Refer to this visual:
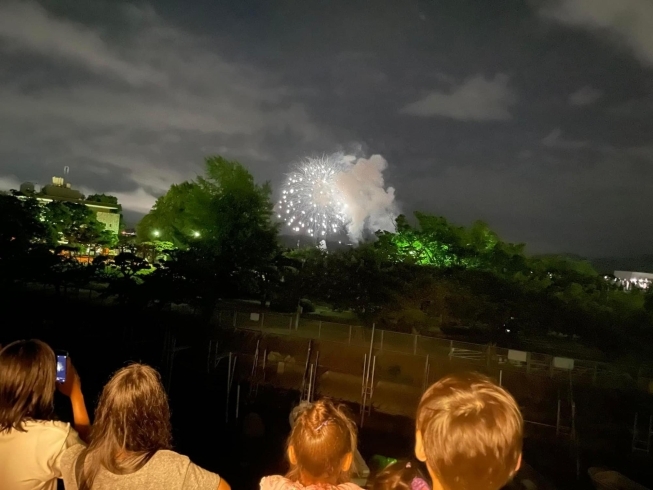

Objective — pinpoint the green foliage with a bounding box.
[45,201,114,249]
[93,253,151,305]
[0,194,52,249]
[137,240,176,263]
[117,233,137,254]
[4,159,650,358]
[139,156,280,314]
[86,193,119,205]
[138,156,278,254]
[0,194,54,284]
[137,182,203,247]
[286,211,651,356]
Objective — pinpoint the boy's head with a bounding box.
[415,373,523,490]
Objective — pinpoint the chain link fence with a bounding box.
[220,308,652,394]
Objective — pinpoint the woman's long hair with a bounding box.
[78,364,172,490]
[0,340,56,433]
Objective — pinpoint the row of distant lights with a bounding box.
[151,230,200,238]
[604,275,652,290]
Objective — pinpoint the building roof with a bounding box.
[614,270,653,281]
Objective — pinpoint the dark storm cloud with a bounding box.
[1,0,653,256]
[0,0,332,213]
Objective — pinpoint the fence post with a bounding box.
[232,311,237,330]
[226,352,232,423]
[413,334,418,355]
[348,325,352,345]
[207,340,212,374]
[368,324,375,372]
[361,354,368,399]
[318,321,322,338]
[422,355,430,393]
[236,384,241,419]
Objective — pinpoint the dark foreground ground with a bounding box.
[2,289,652,490]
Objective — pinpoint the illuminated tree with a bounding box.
[140,156,280,313]
[45,201,114,250]
[136,182,203,247]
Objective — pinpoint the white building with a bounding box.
[613,271,653,290]
[19,177,121,236]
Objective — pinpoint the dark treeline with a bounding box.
[2,156,652,360]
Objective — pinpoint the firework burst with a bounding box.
[277,155,350,238]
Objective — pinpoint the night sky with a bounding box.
[1,0,652,257]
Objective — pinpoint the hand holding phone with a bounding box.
[56,352,68,383]
[56,356,81,399]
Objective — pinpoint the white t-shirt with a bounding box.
[61,446,222,490]
[0,420,84,490]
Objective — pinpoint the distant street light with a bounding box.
[152,230,160,238]
[193,231,200,238]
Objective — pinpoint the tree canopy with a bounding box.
[45,201,116,249]
[138,156,280,310]
[0,194,53,284]
[86,193,119,205]
[2,155,651,359]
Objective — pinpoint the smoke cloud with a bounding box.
[334,153,397,242]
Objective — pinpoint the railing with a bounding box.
[218,308,653,393]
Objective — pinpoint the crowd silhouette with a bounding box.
[0,340,523,490]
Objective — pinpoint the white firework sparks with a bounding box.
[277,155,350,238]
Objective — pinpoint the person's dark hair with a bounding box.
[286,398,357,485]
[78,363,172,490]
[0,340,56,433]
[367,460,428,490]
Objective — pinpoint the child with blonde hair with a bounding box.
[260,398,362,490]
[415,373,523,490]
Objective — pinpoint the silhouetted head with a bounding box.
[0,340,56,432]
[367,460,429,490]
[415,373,523,490]
[78,363,172,490]
[286,398,357,485]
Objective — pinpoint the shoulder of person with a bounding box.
[26,420,77,448]
[60,442,85,487]
[260,475,301,490]
[337,484,366,490]
[24,419,72,435]
[61,441,85,468]
[151,449,191,465]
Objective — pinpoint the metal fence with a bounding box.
[202,308,653,464]
[220,309,653,393]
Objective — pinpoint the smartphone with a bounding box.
[56,352,68,383]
